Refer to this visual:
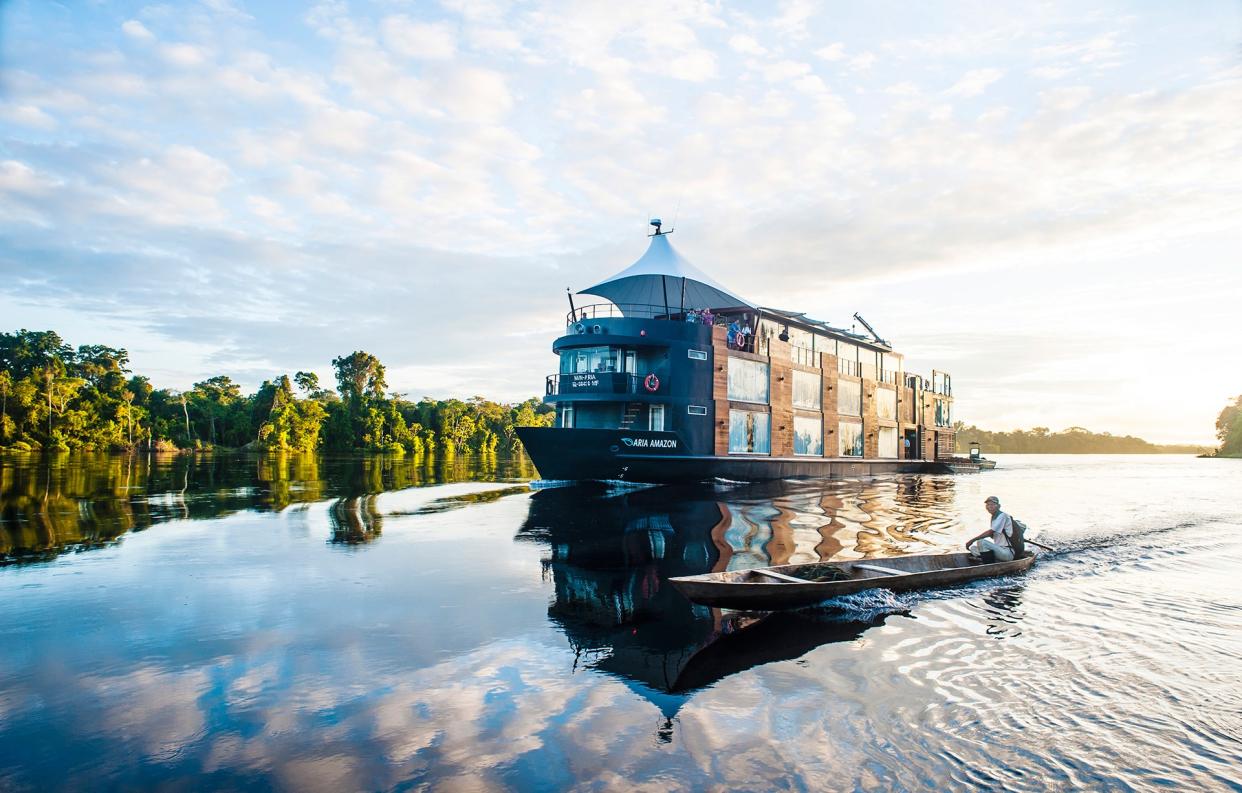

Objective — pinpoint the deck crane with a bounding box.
[852,313,889,347]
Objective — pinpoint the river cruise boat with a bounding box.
[516,222,959,483]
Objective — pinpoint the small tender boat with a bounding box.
[669,551,1036,610]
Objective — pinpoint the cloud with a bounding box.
[728,34,765,56]
[758,60,812,83]
[121,20,155,41]
[0,104,57,130]
[160,42,211,67]
[946,68,1003,97]
[381,16,457,60]
[815,42,845,61]
[847,52,876,71]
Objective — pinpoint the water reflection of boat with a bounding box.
[669,551,1038,610]
[670,611,886,693]
[515,484,901,706]
[517,484,728,707]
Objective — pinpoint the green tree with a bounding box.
[1216,395,1242,457]
[294,370,320,396]
[332,352,386,403]
[189,375,242,446]
[0,370,12,442]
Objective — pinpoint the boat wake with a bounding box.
[807,588,912,621]
[803,518,1224,621]
[527,479,577,490]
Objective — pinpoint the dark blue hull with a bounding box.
[516,427,951,484]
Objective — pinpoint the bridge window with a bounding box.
[560,346,621,374]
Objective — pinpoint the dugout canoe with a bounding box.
[668,551,1037,610]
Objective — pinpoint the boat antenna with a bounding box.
[852,312,888,346]
[649,217,667,237]
[670,194,682,234]
[567,287,577,320]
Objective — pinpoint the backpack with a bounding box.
[1008,515,1027,557]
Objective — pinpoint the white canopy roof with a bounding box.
[578,233,753,312]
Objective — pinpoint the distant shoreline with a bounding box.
[954,424,1210,456]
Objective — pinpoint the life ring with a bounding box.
[573,322,586,334]
[643,373,660,392]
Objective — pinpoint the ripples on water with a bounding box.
[0,452,1239,791]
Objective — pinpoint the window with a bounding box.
[649,404,665,431]
[860,348,878,381]
[876,387,896,420]
[881,353,901,376]
[839,420,863,457]
[727,358,769,404]
[837,378,862,416]
[625,350,636,373]
[935,399,952,427]
[792,345,817,367]
[687,405,708,416]
[559,403,574,428]
[878,426,898,458]
[794,415,823,456]
[687,349,708,361]
[560,346,621,374]
[793,370,821,409]
[836,342,860,377]
[816,334,837,358]
[729,409,771,454]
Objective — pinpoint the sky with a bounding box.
[1,0,1240,444]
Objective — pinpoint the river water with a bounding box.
[0,452,1238,791]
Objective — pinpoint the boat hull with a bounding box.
[669,552,1037,610]
[516,427,957,483]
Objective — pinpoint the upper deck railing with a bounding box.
[567,303,721,325]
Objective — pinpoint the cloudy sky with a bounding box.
[2,0,1240,443]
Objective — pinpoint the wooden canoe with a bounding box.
[668,551,1036,610]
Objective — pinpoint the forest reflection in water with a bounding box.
[0,450,538,562]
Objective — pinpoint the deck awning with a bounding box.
[578,233,753,311]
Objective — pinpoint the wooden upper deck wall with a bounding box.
[710,325,955,459]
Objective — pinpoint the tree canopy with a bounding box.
[0,328,553,454]
[1212,395,1242,457]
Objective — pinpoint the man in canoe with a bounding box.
[965,496,1015,562]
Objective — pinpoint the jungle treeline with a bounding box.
[0,329,554,454]
[1208,394,1242,457]
[953,423,1208,454]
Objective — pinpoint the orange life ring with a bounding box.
[643,373,660,392]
